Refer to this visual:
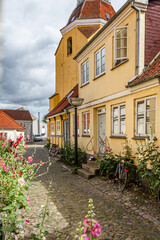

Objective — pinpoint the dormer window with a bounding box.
[67,37,72,55]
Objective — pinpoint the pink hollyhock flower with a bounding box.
[84,218,91,233]
[79,234,89,240]
[19,156,23,160]
[28,156,33,164]
[25,220,30,224]
[90,221,101,238]
[43,237,46,240]
[27,199,30,203]
[40,161,44,166]
[35,164,37,168]
[18,177,25,186]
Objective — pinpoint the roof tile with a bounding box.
[129,52,160,86]
[45,85,78,119]
[0,112,25,131]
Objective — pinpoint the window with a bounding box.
[95,46,105,77]
[136,97,156,135]
[114,26,128,66]
[83,112,90,135]
[112,104,126,135]
[56,120,61,135]
[82,60,89,85]
[51,121,55,136]
[73,114,79,135]
[67,37,72,55]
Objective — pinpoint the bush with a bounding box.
[136,136,160,195]
[60,144,87,166]
[96,140,118,179]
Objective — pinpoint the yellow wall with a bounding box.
[55,25,103,103]
[70,85,160,161]
[78,9,138,104]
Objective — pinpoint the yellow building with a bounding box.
[45,0,115,147]
[71,0,160,156]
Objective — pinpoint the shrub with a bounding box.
[136,136,160,195]
[60,144,87,166]
[96,140,118,179]
[0,133,51,239]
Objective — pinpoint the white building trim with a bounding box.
[60,18,107,36]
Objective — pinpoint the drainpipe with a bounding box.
[131,0,141,76]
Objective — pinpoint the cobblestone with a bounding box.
[23,146,160,240]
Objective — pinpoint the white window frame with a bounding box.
[95,46,105,78]
[51,121,55,136]
[82,60,89,86]
[82,112,90,136]
[112,104,126,136]
[114,26,128,66]
[135,96,156,136]
[56,120,61,135]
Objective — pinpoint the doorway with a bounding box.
[97,108,106,154]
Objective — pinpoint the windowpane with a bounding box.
[101,64,105,73]
[101,48,105,57]
[82,60,89,85]
[146,98,155,110]
[146,123,155,135]
[95,47,105,76]
[115,27,127,65]
[113,105,125,135]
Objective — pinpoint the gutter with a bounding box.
[131,0,141,76]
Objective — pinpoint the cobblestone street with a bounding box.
[23,145,160,240]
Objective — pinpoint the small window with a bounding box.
[83,112,90,136]
[106,13,110,20]
[67,37,72,55]
[114,26,128,66]
[51,121,55,136]
[112,104,126,135]
[56,120,61,135]
[73,114,79,135]
[95,46,105,77]
[136,97,156,136]
[82,60,89,85]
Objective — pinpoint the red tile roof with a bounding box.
[128,52,160,87]
[68,0,115,25]
[78,26,100,38]
[0,109,32,121]
[0,111,25,131]
[45,85,78,119]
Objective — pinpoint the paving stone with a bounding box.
[21,146,160,240]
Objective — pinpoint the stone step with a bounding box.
[87,159,99,168]
[82,164,99,175]
[77,169,95,179]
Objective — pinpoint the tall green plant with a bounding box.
[136,136,160,195]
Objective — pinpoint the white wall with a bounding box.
[0,130,25,142]
[32,119,47,137]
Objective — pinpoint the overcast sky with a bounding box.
[0,0,126,119]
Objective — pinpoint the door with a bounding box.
[97,108,106,154]
[64,119,70,144]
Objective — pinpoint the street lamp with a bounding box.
[69,97,84,166]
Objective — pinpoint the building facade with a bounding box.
[46,0,160,158]
[46,0,115,147]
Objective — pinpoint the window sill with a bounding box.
[93,72,106,81]
[111,59,129,71]
[109,135,126,139]
[72,135,80,137]
[132,136,157,141]
[80,82,89,88]
[81,135,90,137]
